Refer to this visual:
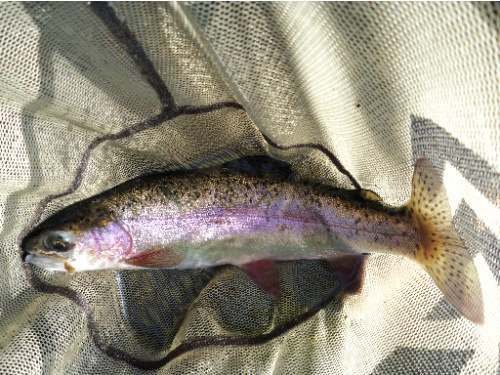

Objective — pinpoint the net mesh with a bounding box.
[0,2,499,374]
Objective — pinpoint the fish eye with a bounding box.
[42,231,75,252]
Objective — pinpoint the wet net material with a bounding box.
[1,2,499,374]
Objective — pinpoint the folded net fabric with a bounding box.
[0,2,498,374]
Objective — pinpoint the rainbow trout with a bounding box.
[22,156,483,323]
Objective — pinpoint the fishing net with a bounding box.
[1,2,499,374]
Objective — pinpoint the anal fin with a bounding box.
[327,254,366,294]
[240,259,280,297]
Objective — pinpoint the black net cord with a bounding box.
[17,2,366,370]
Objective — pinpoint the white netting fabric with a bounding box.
[0,2,499,374]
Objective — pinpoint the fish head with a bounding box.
[22,199,133,273]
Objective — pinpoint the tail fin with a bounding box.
[407,158,484,324]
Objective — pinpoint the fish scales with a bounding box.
[22,156,484,323]
[76,168,416,265]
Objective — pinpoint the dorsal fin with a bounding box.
[220,156,296,181]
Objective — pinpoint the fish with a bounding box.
[22,156,484,323]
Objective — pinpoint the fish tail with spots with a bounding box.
[22,155,484,324]
[407,158,483,324]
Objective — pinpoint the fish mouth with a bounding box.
[24,254,67,272]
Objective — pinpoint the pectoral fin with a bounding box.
[240,259,280,297]
[124,248,185,268]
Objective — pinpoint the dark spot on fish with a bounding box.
[354,218,361,225]
[365,213,369,219]
[374,235,378,242]
[394,218,401,224]
[433,247,437,251]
